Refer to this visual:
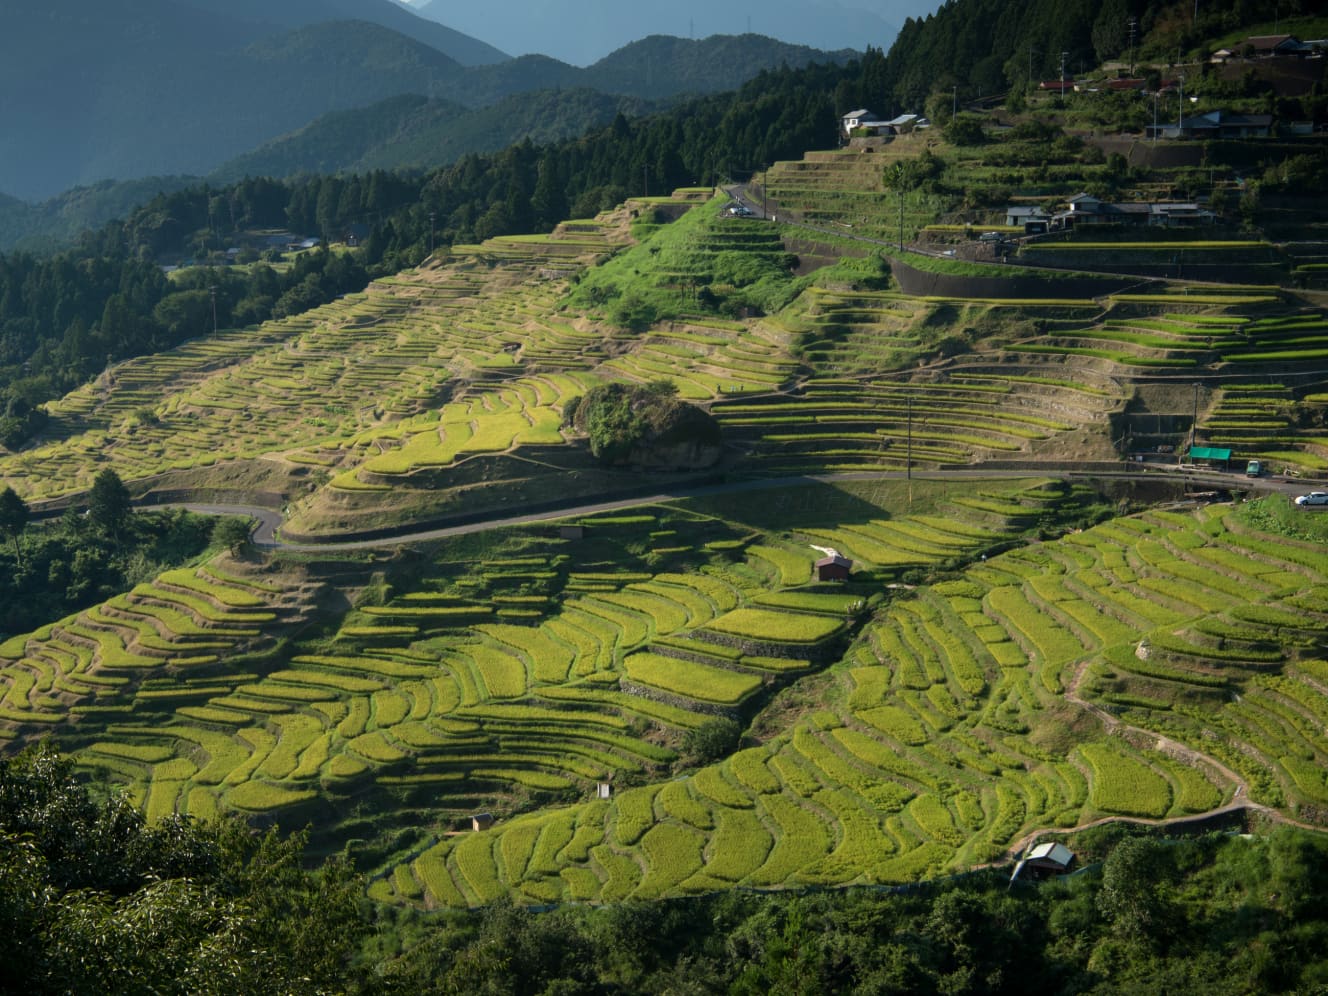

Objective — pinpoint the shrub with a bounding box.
[568,380,720,465]
[682,718,743,764]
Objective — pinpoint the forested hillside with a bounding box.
[208,90,660,186]
[870,0,1323,109]
[0,59,848,442]
[1,2,845,201]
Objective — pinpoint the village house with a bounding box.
[1146,109,1273,141]
[1051,193,1218,229]
[1244,34,1315,58]
[840,109,890,140]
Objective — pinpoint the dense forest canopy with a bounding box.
[860,0,1322,111]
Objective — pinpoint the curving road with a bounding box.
[166,464,1313,552]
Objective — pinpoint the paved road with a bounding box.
[163,464,1312,552]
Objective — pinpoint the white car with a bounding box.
[1295,492,1328,506]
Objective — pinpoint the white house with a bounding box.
[841,108,891,139]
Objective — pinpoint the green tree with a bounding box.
[0,485,28,564]
[0,745,371,994]
[1097,835,1167,939]
[87,469,132,537]
[682,717,743,765]
[943,113,987,146]
[211,516,252,555]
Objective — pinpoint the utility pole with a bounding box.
[210,286,218,335]
[898,186,904,250]
[1059,51,1068,106]
[1191,382,1201,457]
[1178,74,1185,133]
[1128,16,1138,75]
[906,394,913,480]
[1152,91,1159,142]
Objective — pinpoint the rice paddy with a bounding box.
[4,168,1328,917]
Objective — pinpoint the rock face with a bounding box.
[629,437,723,471]
[630,401,723,469]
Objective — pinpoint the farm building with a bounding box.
[1011,841,1075,881]
[840,109,891,139]
[1053,193,1218,228]
[1005,206,1052,231]
[1188,445,1232,470]
[1145,110,1273,141]
[885,112,927,132]
[1243,34,1315,58]
[471,813,495,831]
[816,554,853,582]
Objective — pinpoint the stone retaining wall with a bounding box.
[888,257,1134,300]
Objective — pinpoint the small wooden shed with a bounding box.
[1011,841,1074,882]
[815,554,852,582]
[596,782,612,799]
[471,812,495,831]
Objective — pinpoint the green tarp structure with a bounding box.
[1189,446,1232,465]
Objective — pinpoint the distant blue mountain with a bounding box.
[0,0,505,200]
[177,0,510,65]
[411,0,925,65]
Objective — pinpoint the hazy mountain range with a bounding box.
[408,0,930,66]
[1,0,882,203]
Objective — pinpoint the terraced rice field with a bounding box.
[363,493,1328,907]
[714,373,1119,473]
[0,480,1108,892]
[759,147,937,243]
[8,173,1328,915]
[0,216,630,501]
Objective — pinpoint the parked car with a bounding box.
[1294,492,1328,506]
[978,231,1002,242]
[725,204,753,217]
[1245,459,1263,477]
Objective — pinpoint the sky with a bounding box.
[403,0,946,66]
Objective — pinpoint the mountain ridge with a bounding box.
[1,18,852,204]
[413,0,909,65]
[0,0,500,199]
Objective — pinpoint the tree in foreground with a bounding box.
[0,745,371,995]
[0,485,28,563]
[87,468,132,537]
